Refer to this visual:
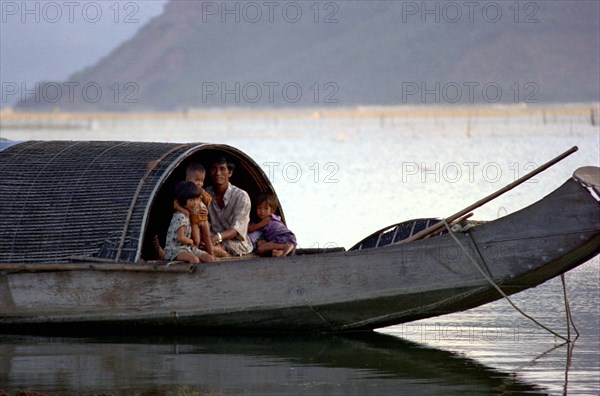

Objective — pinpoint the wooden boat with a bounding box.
[0,141,599,334]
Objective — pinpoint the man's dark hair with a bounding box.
[174,180,200,206]
[211,155,235,172]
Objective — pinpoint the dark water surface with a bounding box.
[0,332,551,396]
[1,261,598,395]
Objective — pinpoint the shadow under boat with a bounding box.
[0,332,548,395]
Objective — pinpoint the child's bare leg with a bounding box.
[212,244,228,257]
[197,251,216,263]
[199,221,214,255]
[257,241,294,256]
[152,235,165,260]
[191,224,201,247]
[272,244,294,257]
[175,251,200,264]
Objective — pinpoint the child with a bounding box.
[164,181,216,263]
[248,193,297,257]
[174,162,227,258]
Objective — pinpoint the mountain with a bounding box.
[16,0,600,111]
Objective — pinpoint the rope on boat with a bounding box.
[308,305,336,331]
[561,274,580,339]
[441,219,571,342]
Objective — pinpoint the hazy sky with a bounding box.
[0,0,168,105]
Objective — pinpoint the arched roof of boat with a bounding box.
[0,140,279,264]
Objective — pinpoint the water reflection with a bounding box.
[0,332,547,395]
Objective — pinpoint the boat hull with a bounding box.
[1,178,599,334]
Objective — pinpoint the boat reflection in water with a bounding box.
[0,332,547,395]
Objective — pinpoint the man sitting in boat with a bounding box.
[206,156,254,256]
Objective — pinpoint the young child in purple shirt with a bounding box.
[248,194,297,256]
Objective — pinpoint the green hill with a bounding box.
[17,0,600,111]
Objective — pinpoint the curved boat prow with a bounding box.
[573,166,600,196]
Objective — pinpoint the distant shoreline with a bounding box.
[1,103,598,122]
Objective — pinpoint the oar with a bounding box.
[401,146,579,244]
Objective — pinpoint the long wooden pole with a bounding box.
[402,146,579,244]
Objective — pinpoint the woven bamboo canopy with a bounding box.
[0,140,278,264]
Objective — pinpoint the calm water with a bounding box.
[1,113,599,395]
